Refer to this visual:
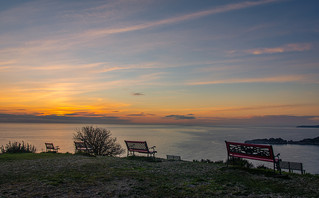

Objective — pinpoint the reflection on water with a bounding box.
[0,123,319,174]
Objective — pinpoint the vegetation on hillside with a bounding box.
[0,153,318,197]
[0,141,36,154]
[73,126,124,156]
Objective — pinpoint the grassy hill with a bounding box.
[0,153,318,197]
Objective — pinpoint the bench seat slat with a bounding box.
[127,149,155,153]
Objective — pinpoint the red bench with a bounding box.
[225,141,280,172]
[125,140,157,157]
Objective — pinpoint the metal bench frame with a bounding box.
[45,143,59,153]
[280,161,305,174]
[125,140,157,157]
[225,141,281,172]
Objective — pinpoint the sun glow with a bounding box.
[0,0,318,125]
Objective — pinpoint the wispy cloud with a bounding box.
[212,104,312,113]
[132,92,144,96]
[188,74,318,85]
[1,0,318,125]
[0,62,104,72]
[83,0,278,37]
[245,43,312,55]
[92,62,159,74]
[127,112,145,117]
[0,113,130,124]
[0,0,280,65]
[165,114,196,120]
[0,60,16,66]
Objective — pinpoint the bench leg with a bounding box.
[275,161,281,174]
[226,156,229,167]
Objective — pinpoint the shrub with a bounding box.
[257,164,270,170]
[227,157,254,168]
[214,160,225,164]
[73,126,124,156]
[1,141,36,154]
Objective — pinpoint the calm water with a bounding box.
[1,123,319,174]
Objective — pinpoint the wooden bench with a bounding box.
[45,143,59,153]
[225,141,281,172]
[74,141,93,154]
[124,140,157,157]
[280,161,305,174]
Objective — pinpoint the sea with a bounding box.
[1,123,319,174]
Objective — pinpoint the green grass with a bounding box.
[0,152,72,161]
[0,153,318,197]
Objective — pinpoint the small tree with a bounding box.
[73,126,124,156]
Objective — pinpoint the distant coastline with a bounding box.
[245,137,319,146]
[297,125,319,128]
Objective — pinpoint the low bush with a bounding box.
[227,157,254,168]
[257,164,270,170]
[0,141,36,154]
[126,155,160,162]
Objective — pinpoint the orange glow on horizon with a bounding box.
[1,1,318,125]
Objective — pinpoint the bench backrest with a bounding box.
[74,141,89,149]
[225,141,276,162]
[45,143,54,149]
[280,161,304,172]
[125,140,149,153]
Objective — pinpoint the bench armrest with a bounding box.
[275,153,280,160]
[149,146,156,151]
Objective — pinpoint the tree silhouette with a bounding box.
[73,126,124,156]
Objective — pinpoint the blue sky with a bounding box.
[0,0,319,125]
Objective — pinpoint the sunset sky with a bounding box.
[1,0,319,125]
